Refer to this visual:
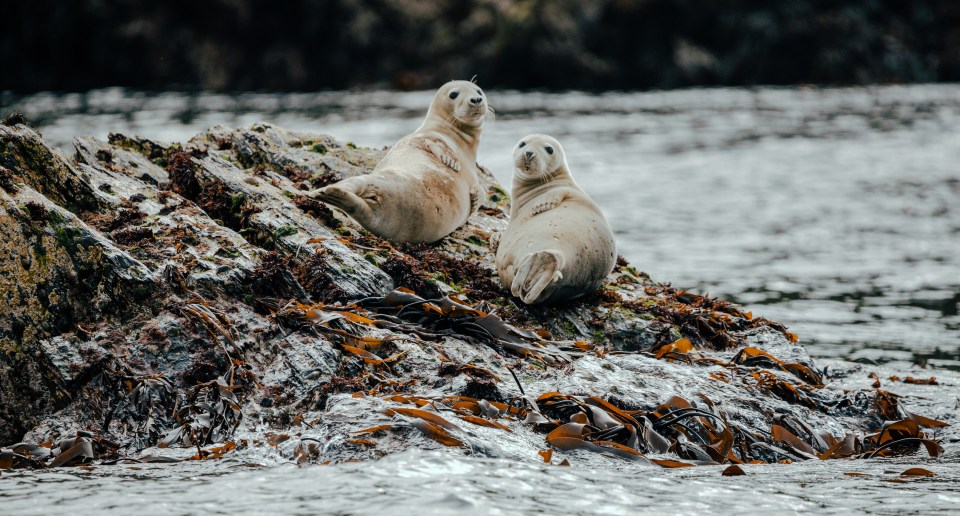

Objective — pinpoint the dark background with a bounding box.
[4,0,960,93]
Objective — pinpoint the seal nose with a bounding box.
[470,96,483,105]
[525,151,534,159]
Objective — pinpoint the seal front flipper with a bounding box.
[422,138,461,172]
[442,155,461,172]
[530,191,569,216]
[511,250,565,305]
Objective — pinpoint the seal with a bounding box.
[311,80,490,243]
[495,134,616,305]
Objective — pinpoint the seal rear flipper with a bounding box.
[511,250,565,305]
[314,184,376,226]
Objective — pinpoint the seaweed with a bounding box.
[355,289,582,362]
[293,248,350,303]
[201,185,260,231]
[100,361,178,449]
[365,387,945,468]
[278,164,340,190]
[363,240,501,301]
[250,251,308,300]
[293,194,340,228]
[87,207,147,232]
[180,347,225,386]
[395,242,501,301]
[459,378,504,402]
[160,374,246,448]
[595,283,799,351]
[166,149,207,200]
[111,226,154,245]
[378,254,440,298]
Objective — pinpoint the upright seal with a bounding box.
[312,80,490,243]
[496,134,616,304]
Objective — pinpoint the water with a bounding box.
[2,446,959,515]
[3,85,959,514]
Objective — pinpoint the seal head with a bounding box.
[423,80,490,136]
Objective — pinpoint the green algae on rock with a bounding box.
[0,121,951,471]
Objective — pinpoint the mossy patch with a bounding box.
[95,149,114,163]
[1,126,102,214]
[273,225,298,239]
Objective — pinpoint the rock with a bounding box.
[1,123,952,469]
[1,124,105,214]
[0,135,155,440]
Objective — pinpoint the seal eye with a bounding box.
[545,146,554,155]
[449,91,459,100]
[518,141,526,148]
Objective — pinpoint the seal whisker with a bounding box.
[538,167,552,183]
[445,112,464,131]
[448,110,463,130]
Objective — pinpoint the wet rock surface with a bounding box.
[0,121,953,471]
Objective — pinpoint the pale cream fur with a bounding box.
[496,134,616,304]
[312,80,489,243]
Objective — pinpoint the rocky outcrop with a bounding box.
[0,121,951,470]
